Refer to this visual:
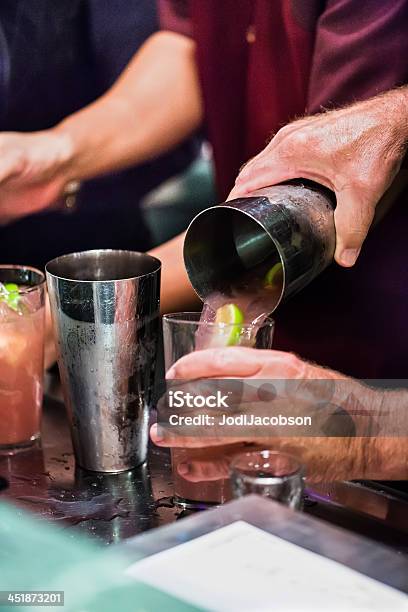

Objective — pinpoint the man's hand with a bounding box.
[165,346,328,381]
[0,130,74,224]
[229,88,408,267]
[150,347,408,482]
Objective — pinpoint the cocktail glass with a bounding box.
[162,312,274,508]
[0,265,45,454]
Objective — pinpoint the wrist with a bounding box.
[390,87,408,139]
[327,376,383,437]
[375,87,408,149]
[50,123,76,184]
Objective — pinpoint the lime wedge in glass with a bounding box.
[0,282,21,312]
[215,303,244,346]
[264,262,283,289]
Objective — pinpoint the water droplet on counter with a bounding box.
[154,496,175,510]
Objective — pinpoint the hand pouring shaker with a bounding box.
[183,181,336,313]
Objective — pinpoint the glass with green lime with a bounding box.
[0,265,45,453]
[162,309,274,508]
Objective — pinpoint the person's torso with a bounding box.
[0,0,196,266]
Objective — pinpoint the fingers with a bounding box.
[333,185,376,267]
[150,423,243,448]
[166,347,265,379]
[232,158,376,267]
[228,148,294,200]
[228,118,331,200]
[231,149,375,268]
[167,348,309,381]
[177,458,231,482]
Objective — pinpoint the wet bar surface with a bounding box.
[1,394,407,552]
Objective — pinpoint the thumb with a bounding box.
[334,186,375,267]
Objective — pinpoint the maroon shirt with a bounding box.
[161,0,408,378]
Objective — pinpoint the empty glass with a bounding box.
[230,450,304,509]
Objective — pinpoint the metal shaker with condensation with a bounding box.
[183,181,336,313]
[46,250,161,473]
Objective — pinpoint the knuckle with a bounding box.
[289,129,310,148]
[270,129,285,147]
[273,123,295,142]
[285,352,306,377]
[243,156,267,175]
[274,130,311,164]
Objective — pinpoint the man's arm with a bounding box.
[0,31,203,223]
[230,87,408,267]
[231,0,408,267]
[149,232,200,313]
[151,347,408,482]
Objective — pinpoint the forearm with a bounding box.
[149,232,201,313]
[329,380,408,480]
[265,369,408,481]
[361,86,408,158]
[54,31,203,181]
[367,387,408,479]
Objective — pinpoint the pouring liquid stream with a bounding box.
[196,261,283,349]
[172,262,282,506]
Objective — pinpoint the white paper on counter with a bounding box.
[126,520,408,611]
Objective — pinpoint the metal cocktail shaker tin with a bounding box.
[184,181,336,313]
[46,250,161,473]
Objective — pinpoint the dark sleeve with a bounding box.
[87,0,159,91]
[158,0,193,37]
[307,0,408,112]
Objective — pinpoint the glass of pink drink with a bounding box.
[0,266,45,454]
[162,311,274,508]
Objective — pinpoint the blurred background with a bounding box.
[0,0,215,267]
